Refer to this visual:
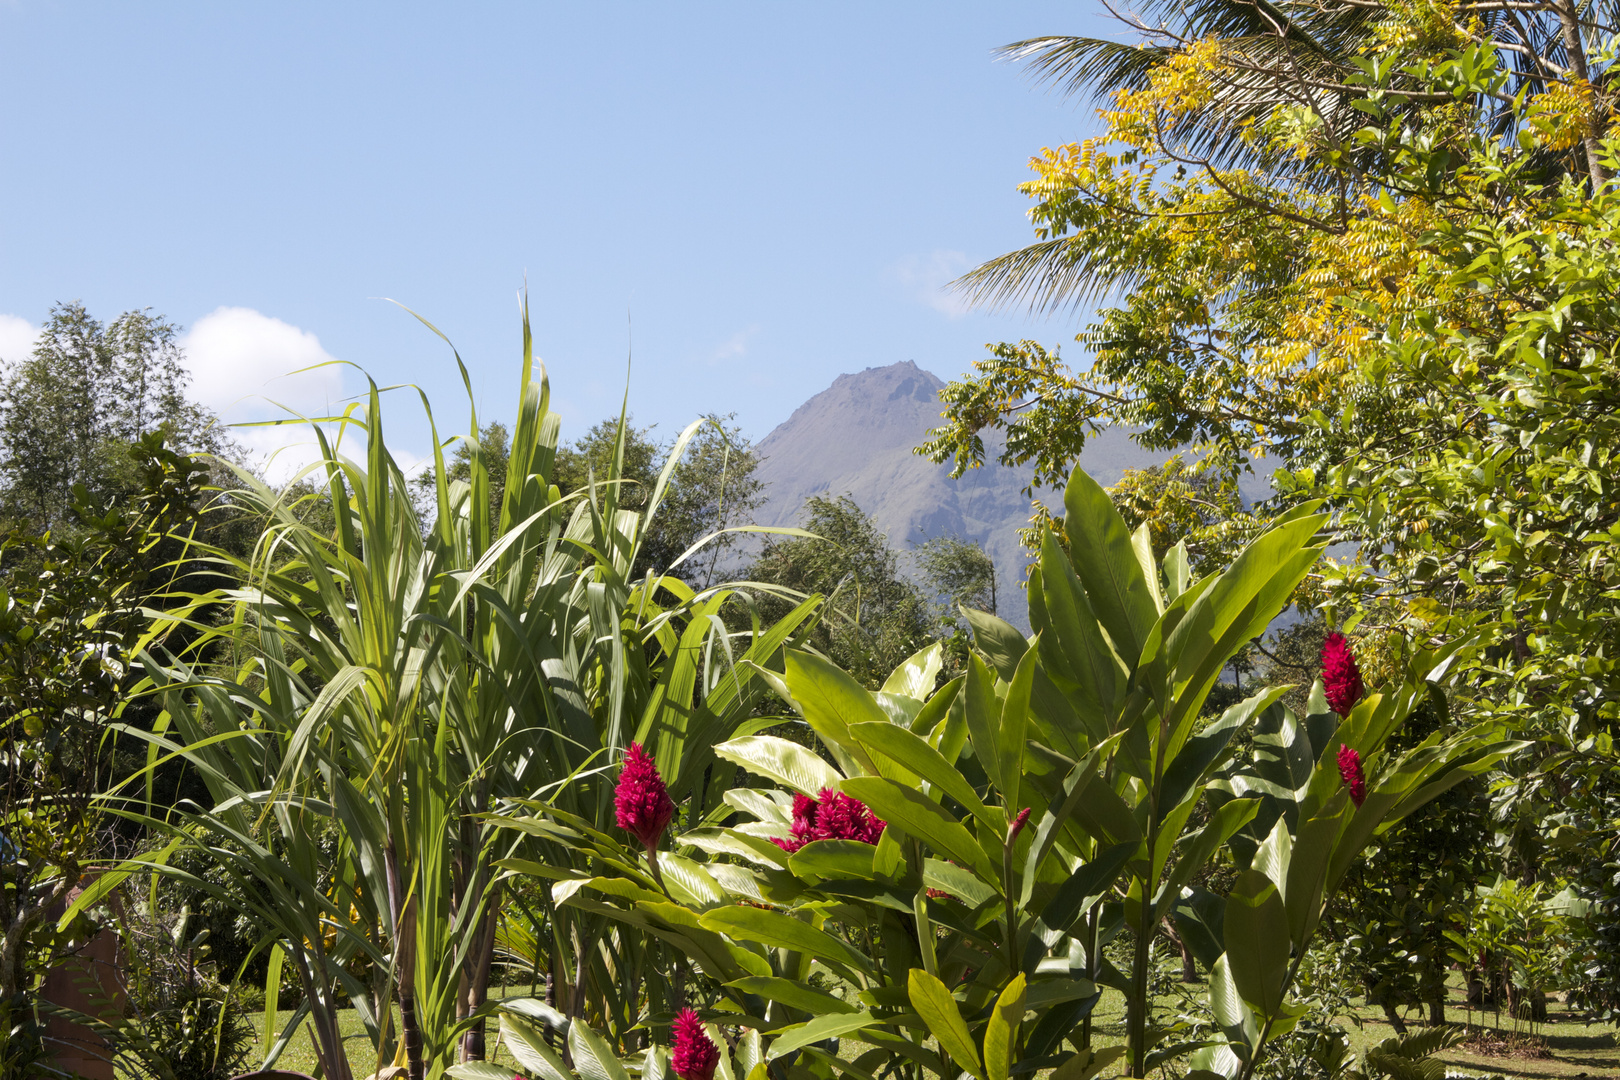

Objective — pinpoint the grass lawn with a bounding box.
[234,981,1619,1080]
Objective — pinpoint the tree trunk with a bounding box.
[1552,0,1607,192]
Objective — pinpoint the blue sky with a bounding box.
[0,3,1115,476]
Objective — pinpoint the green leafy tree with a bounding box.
[748,494,936,688]
[554,413,764,586]
[922,20,1620,998]
[916,534,999,673]
[0,303,228,529]
[915,535,998,617]
[0,435,207,1037]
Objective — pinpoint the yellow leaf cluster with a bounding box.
[1101,39,1224,150]
[1370,0,1469,54]
[1528,80,1596,150]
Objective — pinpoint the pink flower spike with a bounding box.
[1321,633,1366,717]
[1008,807,1032,843]
[811,788,887,845]
[773,788,887,852]
[615,743,675,852]
[671,1008,720,1080]
[1337,745,1367,808]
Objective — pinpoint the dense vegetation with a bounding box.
[1,4,1618,1079]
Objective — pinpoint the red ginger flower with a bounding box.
[771,788,886,854]
[1007,807,1032,843]
[615,743,675,851]
[671,1008,720,1080]
[1321,633,1365,717]
[1337,745,1367,808]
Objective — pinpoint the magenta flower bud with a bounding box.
[1007,807,1032,843]
[615,742,675,851]
[1337,745,1367,808]
[671,1008,720,1080]
[1321,632,1365,717]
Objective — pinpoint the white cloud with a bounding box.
[891,250,974,318]
[0,314,39,367]
[183,307,351,485]
[712,324,761,363]
[183,306,345,418]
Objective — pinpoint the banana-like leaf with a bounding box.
[1223,869,1290,1017]
[907,968,984,1080]
[764,1011,881,1059]
[700,905,874,976]
[841,776,998,883]
[984,973,1028,1080]
[713,734,844,796]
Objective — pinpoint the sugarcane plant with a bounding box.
[70,302,820,1080]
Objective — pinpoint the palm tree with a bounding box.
[960,0,1618,314]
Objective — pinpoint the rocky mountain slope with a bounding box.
[749,361,1269,627]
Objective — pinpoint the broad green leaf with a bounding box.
[1147,514,1326,764]
[1061,465,1159,665]
[1154,799,1260,920]
[784,649,886,769]
[910,674,963,737]
[1223,869,1290,1017]
[1208,955,1259,1052]
[1035,532,1118,719]
[727,976,858,1016]
[849,721,994,827]
[571,1018,634,1080]
[963,655,1002,778]
[713,735,843,797]
[1024,977,1096,1009]
[1067,766,1143,848]
[1174,887,1227,971]
[842,776,997,883]
[724,788,793,825]
[1160,687,1290,814]
[259,940,283,1061]
[984,973,1027,1080]
[681,827,790,870]
[788,839,878,883]
[765,1011,880,1059]
[962,608,1028,683]
[1036,842,1135,935]
[883,642,944,700]
[873,691,924,730]
[700,905,874,975]
[998,642,1039,798]
[500,1011,573,1080]
[1163,542,1190,602]
[907,968,983,1080]
[923,859,997,908]
[1186,1042,1246,1080]
[449,1065,522,1080]
[1251,819,1292,904]
[657,854,727,908]
[1052,1047,1127,1080]
[1284,804,1349,949]
[1131,522,1163,614]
